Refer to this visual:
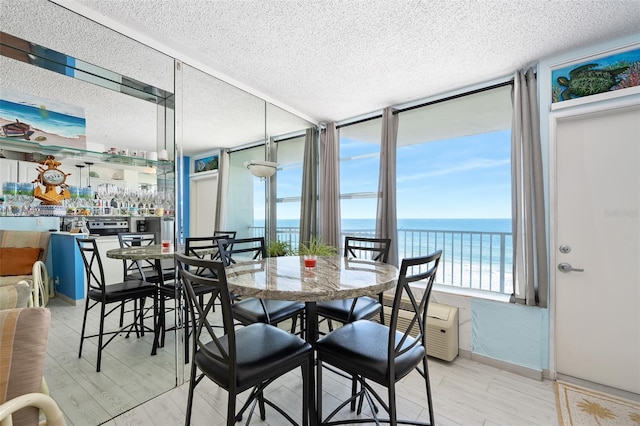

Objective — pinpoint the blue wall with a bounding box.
[178,155,190,242]
[472,299,549,370]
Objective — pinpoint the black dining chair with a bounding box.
[317,236,391,331]
[212,230,237,261]
[176,253,313,426]
[315,250,442,426]
[116,231,175,348]
[117,231,176,284]
[175,235,229,361]
[218,237,306,335]
[76,238,158,372]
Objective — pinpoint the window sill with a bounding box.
[431,283,512,303]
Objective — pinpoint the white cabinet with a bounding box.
[18,160,41,184]
[0,159,43,193]
[0,158,19,189]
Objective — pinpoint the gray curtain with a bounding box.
[511,68,548,307]
[319,122,341,248]
[299,127,318,248]
[214,149,230,233]
[376,107,399,266]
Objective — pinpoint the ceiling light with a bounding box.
[245,160,279,178]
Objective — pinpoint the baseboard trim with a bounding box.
[469,352,543,381]
[54,293,79,306]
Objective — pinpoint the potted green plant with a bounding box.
[298,237,337,268]
[266,240,292,257]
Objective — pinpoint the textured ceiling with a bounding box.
[68,0,640,123]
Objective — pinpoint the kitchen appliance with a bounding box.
[144,216,175,243]
[86,217,130,236]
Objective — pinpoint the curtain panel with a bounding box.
[376,107,399,266]
[214,149,230,232]
[319,122,341,248]
[511,68,548,307]
[299,127,318,248]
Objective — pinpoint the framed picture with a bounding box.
[551,45,640,107]
[193,154,219,173]
[0,88,87,148]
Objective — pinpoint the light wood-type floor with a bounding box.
[44,297,558,426]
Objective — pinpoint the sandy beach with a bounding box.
[0,117,86,150]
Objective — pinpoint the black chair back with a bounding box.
[344,236,391,263]
[218,236,265,266]
[175,253,238,375]
[213,230,236,260]
[388,250,442,357]
[76,238,107,295]
[213,230,237,239]
[117,232,158,281]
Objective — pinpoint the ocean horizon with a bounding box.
[257,217,511,233]
[255,218,514,293]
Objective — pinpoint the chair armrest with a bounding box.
[0,393,66,426]
[31,261,49,307]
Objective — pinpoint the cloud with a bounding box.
[397,157,510,183]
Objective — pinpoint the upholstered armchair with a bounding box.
[0,230,51,307]
[0,307,65,426]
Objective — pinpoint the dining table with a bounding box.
[106,243,217,355]
[225,254,399,425]
[225,254,399,344]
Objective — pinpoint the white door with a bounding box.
[554,103,640,393]
[189,174,218,237]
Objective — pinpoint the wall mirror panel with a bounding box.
[1,1,177,424]
[1,1,318,424]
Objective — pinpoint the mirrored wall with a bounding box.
[1,0,316,424]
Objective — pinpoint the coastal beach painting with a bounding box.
[552,46,640,103]
[0,88,86,148]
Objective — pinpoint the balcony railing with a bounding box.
[250,226,513,295]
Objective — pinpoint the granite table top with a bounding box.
[225,255,399,302]
[106,244,216,260]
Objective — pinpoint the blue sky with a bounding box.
[340,129,512,219]
[262,129,512,221]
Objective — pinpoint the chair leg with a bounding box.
[388,381,397,424]
[119,301,125,327]
[96,302,106,373]
[78,298,91,359]
[138,298,145,336]
[227,391,236,426]
[350,375,358,411]
[184,302,190,364]
[302,359,310,426]
[258,392,266,420]
[316,359,323,424]
[151,289,159,356]
[185,361,198,426]
[423,356,434,425]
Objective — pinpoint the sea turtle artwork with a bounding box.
[557,63,629,101]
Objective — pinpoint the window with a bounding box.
[227,146,265,239]
[274,134,305,247]
[395,85,513,293]
[338,118,382,243]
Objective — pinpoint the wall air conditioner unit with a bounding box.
[382,295,459,361]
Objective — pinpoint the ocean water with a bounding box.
[258,218,514,293]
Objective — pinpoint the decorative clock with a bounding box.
[33,155,71,205]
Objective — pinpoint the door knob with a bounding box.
[558,263,584,273]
